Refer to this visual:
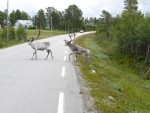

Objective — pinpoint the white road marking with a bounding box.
[61,66,65,77]
[57,92,64,113]
[63,56,66,61]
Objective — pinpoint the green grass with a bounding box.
[74,33,150,113]
[0,29,66,48]
[26,29,66,38]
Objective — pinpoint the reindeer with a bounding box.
[65,39,90,63]
[27,30,53,60]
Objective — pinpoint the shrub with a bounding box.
[16,24,26,40]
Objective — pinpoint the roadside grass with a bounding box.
[26,29,66,38]
[74,33,150,113]
[0,29,66,48]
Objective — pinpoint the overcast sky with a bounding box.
[0,0,149,18]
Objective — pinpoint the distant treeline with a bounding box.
[0,4,99,31]
[0,4,99,48]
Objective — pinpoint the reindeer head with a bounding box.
[64,39,72,46]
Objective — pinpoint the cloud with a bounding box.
[138,0,150,14]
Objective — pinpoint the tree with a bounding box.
[37,9,46,29]
[58,11,66,30]
[65,4,83,32]
[32,15,38,29]
[9,10,16,26]
[124,0,138,14]
[0,11,7,27]
[45,7,60,29]
[21,11,29,20]
[135,15,150,60]
[51,11,59,29]
[116,0,144,56]
[10,10,29,26]
[97,10,112,39]
[16,9,22,20]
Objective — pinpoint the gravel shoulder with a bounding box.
[74,64,99,113]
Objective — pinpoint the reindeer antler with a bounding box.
[35,29,41,39]
[68,32,73,40]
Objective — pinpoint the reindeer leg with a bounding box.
[49,49,53,59]
[31,53,34,60]
[69,53,72,61]
[45,49,53,60]
[32,51,35,60]
[75,52,78,62]
[35,51,37,60]
[45,49,50,60]
[85,54,90,64]
[84,54,88,64]
[69,52,77,61]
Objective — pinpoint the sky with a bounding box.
[0,0,149,18]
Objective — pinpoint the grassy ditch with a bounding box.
[74,33,150,113]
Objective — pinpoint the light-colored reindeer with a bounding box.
[27,30,53,60]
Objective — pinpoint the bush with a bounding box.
[9,26,15,40]
[0,28,7,40]
[16,24,26,40]
[28,26,36,29]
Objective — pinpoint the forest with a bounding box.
[0,4,98,31]
[96,0,150,79]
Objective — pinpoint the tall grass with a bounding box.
[74,33,150,113]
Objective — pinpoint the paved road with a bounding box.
[0,32,94,113]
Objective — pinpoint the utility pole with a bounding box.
[51,16,52,36]
[7,0,9,41]
[45,12,52,36]
[45,13,50,29]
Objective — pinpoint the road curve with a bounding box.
[0,32,94,113]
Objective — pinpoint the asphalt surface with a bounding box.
[0,32,94,113]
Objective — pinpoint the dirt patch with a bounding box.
[74,64,99,113]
